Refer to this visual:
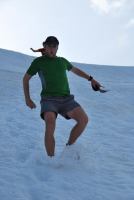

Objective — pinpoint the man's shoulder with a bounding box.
[57,56,66,59]
[33,56,46,62]
[57,57,73,70]
[32,56,42,61]
[57,56,69,62]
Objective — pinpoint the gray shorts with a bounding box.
[40,95,80,120]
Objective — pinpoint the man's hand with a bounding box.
[91,79,102,91]
[26,99,36,109]
[70,67,108,92]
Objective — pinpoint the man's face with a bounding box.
[45,44,58,57]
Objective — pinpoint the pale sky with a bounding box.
[0,0,134,66]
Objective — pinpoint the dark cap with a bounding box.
[43,36,59,46]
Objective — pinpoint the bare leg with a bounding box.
[66,107,89,145]
[44,112,56,156]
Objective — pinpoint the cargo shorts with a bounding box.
[40,95,80,120]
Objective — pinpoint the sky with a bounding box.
[0,0,134,66]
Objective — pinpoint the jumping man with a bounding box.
[23,36,101,157]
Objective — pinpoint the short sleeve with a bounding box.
[61,57,73,71]
[26,58,40,76]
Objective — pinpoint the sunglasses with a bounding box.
[46,44,58,48]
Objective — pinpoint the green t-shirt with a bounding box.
[27,56,73,97]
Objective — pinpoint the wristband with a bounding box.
[88,76,93,81]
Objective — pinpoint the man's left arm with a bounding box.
[70,66,102,91]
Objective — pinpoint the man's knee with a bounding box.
[68,107,89,126]
[84,114,89,124]
[79,114,89,126]
[74,112,89,127]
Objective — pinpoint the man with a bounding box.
[23,36,101,157]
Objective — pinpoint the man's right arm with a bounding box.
[23,73,36,109]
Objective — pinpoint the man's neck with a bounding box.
[46,54,57,58]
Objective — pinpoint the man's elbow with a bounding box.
[23,74,27,84]
[23,73,31,84]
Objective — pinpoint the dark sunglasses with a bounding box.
[46,44,58,48]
